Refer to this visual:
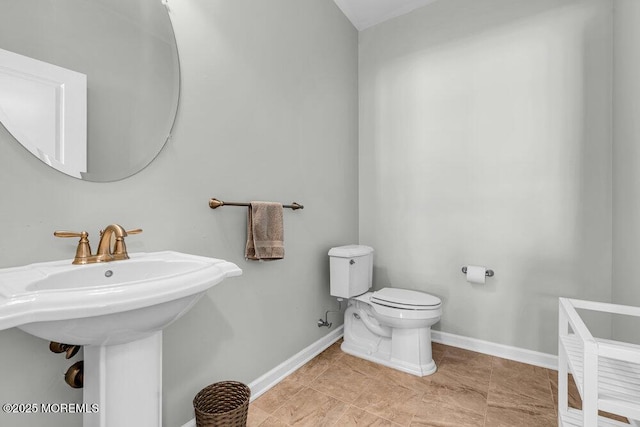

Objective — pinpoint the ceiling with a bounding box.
[333,0,440,31]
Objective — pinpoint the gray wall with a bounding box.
[0,1,358,426]
[613,0,640,345]
[359,0,614,354]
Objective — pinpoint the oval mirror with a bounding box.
[0,0,180,182]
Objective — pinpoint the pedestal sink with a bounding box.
[0,251,242,427]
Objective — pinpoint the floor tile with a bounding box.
[259,416,290,427]
[485,402,557,427]
[442,347,494,369]
[489,358,556,411]
[487,381,556,420]
[252,377,306,414]
[432,349,446,365]
[432,342,447,353]
[421,380,488,416]
[484,404,524,427]
[335,406,401,426]
[289,339,345,387]
[322,339,346,362]
[352,377,423,426]
[271,387,348,426]
[310,363,374,404]
[548,370,581,410]
[522,412,557,426]
[247,405,270,427]
[429,357,492,395]
[411,400,484,426]
[288,352,333,385]
[341,353,387,378]
[375,365,435,395]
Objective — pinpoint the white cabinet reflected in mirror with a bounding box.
[0,0,180,182]
[0,49,87,178]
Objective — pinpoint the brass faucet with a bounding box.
[54,224,142,265]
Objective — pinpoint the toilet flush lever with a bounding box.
[350,259,355,265]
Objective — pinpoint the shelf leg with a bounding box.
[558,306,569,426]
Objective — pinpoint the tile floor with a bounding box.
[247,340,628,427]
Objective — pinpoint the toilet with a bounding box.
[329,245,442,376]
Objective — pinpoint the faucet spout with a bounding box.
[96,224,128,261]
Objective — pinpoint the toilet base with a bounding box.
[342,301,438,377]
[341,340,437,376]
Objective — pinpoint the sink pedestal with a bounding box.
[83,332,162,427]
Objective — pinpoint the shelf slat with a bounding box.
[560,408,631,427]
[561,334,640,420]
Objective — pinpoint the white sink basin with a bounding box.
[0,250,242,427]
[0,251,242,345]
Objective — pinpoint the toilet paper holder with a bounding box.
[461,266,494,277]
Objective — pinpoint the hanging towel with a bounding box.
[245,201,284,260]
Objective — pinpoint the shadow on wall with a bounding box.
[512,4,614,349]
[372,265,390,291]
[365,0,600,62]
[359,0,613,354]
[162,294,233,400]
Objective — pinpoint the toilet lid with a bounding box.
[371,288,441,309]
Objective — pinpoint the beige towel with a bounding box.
[245,201,284,260]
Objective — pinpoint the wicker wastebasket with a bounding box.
[193,381,251,427]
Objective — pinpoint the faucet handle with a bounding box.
[54,231,89,239]
[54,231,92,264]
[110,228,142,260]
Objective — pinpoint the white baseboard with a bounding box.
[248,325,344,401]
[179,326,344,427]
[432,330,558,370]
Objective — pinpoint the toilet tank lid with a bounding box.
[328,245,374,258]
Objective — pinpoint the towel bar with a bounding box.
[209,198,304,210]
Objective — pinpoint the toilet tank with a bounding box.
[328,245,374,298]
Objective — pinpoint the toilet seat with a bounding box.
[353,288,442,322]
[371,288,441,310]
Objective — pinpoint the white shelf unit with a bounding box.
[558,298,640,427]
